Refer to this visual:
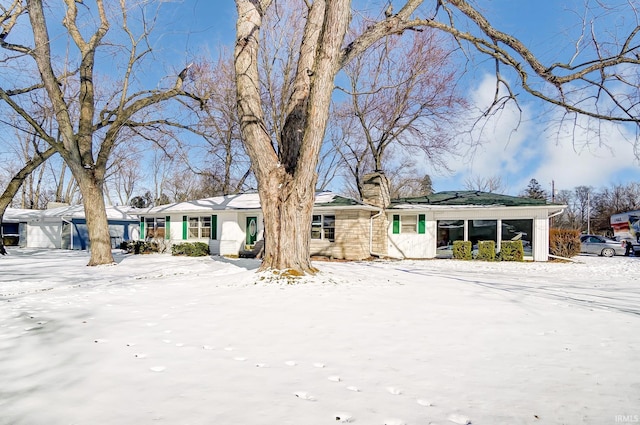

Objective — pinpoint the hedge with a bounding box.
[499,240,524,262]
[452,240,472,260]
[549,228,581,258]
[171,242,210,257]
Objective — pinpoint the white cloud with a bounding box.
[529,114,640,192]
[436,74,640,194]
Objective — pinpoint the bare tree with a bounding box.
[334,27,465,199]
[234,0,640,275]
[464,175,506,193]
[181,57,253,196]
[0,0,199,265]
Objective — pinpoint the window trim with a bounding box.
[311,214,336,242]
[142,216,166,240]
[187,216,212,240]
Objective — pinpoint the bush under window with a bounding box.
[171,242,210,257]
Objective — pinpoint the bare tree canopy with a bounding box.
[0,0,200,265]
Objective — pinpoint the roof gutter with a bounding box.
[548,207,565,220]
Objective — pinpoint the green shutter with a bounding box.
[392,215,400,234]
[139,218,145,240]
[165,216,171,240]
[182,216,188,240]
[211,215,217,240]
[418,214,426,234]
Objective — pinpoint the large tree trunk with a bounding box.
[235,0,350,275]
[259,171,317,274]
[73,168,114,266]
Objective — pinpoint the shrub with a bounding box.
[499,240,524,262]
[453,240,472,260]
[476,240,496,261]
[549,228,581,258]
[171,242,210,257]
[120,240,167,254]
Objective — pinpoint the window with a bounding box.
[437,220,464,247]
[469,220,497,246]
[502,219,533,256]
[311,214,335,242]
[144,217,165,239]
[393,214,426,234]
[401,215,417,234]
[188,216,211,239]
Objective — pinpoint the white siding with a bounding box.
[386,206,557,261]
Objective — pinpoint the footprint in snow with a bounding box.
[386,386,402,395]
[384,418,406,425]
[447,413,472,424]
[134,353,147,359]
[255,363,269,368]
[334,412,353,423]
[293,391,316,401]
[328,375,341,382]
[285,360,297,366]
[416,399,433,407]
[202,345,215,350]
[313,362,325,368]
[94,339,108,343]
[150,366,166,372]
[234,357,247,361]
[346,386,360,392]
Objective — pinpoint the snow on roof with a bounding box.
[139,192,378,215]
[4,205,138,221]
[142,193,263,214]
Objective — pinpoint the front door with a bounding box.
[246,216,258,246]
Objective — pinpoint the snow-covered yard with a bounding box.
[1,248,639,425]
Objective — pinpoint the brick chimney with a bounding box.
[361,171,390,209]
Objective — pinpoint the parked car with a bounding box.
[580,234,632,257]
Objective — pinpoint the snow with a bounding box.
[1,248,639,425]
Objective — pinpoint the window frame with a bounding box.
[143,217,165,240]
[311,214,336,242]
[187,216,212,240]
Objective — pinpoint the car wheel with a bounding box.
[601,248,615,257]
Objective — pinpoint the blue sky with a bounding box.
[166,0,636,196]
[5,1,637,198]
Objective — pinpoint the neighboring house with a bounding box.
[2,205,138,250]
[384,191,565,262]
[2,208,32,247]
[136,192,380,260]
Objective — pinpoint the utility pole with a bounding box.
[550,180,555,228]
[587,190,591,234]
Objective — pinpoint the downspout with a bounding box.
[369,209,403,259]
[369,209,384,258]
[548,208,565,221]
